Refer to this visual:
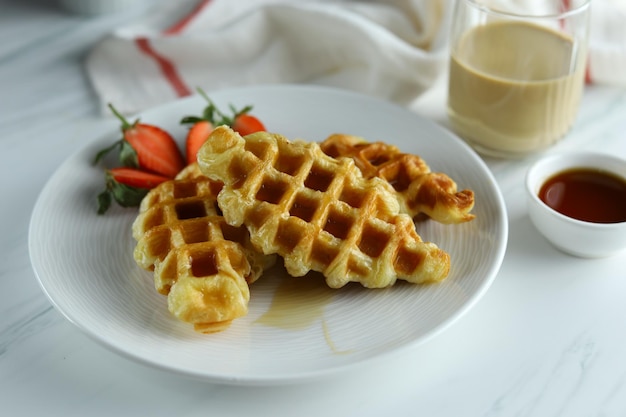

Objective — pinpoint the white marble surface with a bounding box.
[2,1,626,416]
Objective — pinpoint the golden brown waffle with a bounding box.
[320,134,475,224]
[132,163,275,333]
[197,126,450,289]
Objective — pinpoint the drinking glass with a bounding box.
[447,0,590,158]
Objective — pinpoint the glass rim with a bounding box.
[463,0,590,20]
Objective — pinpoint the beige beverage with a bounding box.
[448,21,586,157]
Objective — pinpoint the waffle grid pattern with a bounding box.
[320,134,475,224]
[198,126,450,289]
[132,164,274,333]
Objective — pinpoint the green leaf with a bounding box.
[119,140,139,168]
[93,140,122,165]
[234,105,253,117]
[97,171,149,214]
[109,180,149,208]
[97,190,112,215]
[202,105,215,121]
[180,116,204,125]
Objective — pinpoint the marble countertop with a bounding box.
[2,2,626,416]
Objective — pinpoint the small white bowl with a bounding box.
[525,152,626,258]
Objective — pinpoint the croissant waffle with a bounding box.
[132,163,275,333]
[320,134,475,224]
[197,126,450,289]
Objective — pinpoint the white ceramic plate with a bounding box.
[29,85,507,385]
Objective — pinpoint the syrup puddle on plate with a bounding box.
[255,271,335,330]
[254,269,354,354]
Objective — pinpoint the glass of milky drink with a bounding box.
[447,0,590,158]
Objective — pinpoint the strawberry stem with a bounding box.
[108,103,136,131]
[197,88,228,120]
[181,88,258,130]
[192,87,254,127]
[231,104,253,119]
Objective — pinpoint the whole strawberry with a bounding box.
[181,89,266,165]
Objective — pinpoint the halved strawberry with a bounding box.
[95,104,185,178]
[183,120,213,165]
[97,167,169,214]
[108,167,170,188]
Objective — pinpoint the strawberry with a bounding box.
[95,104,185,178]
[232,113,266,136]
[106,167,170,188]
[182,120,213,165]
[180,88,266,163]
[97,167,169,214]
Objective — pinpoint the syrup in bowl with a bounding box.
[538,168,626,223]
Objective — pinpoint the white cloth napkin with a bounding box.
[588,0,626,87]
[86,0,453,115]
[86,0,626,116]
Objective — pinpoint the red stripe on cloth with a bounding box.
[135,37,192,97]
[164,0,213,35]
[558,0,571,28]
[585,60,593,84]
[133,0,215,98]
